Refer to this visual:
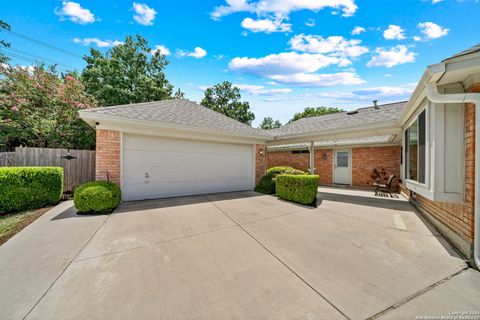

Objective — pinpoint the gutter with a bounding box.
[425,81,480,269]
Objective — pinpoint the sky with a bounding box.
[2,0,479,126]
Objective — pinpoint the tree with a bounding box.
[81,35,183,106]
[259,117,281,129]
[201,81,255,125]
[289,106,345,123]
[0,19,11,64]
[0,64,97,150]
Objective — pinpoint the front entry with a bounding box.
[333,149,351,185]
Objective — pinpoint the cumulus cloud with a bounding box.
[241,17,291,33]
[210,0,358,20]
[55,1,96,24]
[289,34,369,63]
[229,51,364,86]
[313,83,416,102]
[132,3,157,26]
[416,22,449,40]
[383,25,406,40]
[73,37,123,47]
[151,45,170,56]
[178,47,207,59]
[367,45,416,68]
[351,26,365,35]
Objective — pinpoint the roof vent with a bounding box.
[373,100,379,109]
[346,110,358,115]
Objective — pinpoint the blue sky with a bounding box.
[2,0,479,125]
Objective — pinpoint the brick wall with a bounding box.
[314,149,333,185]
[255,144,266,186]
[266,150,310,172]
[95,129,121,185]
[351,146,401,189]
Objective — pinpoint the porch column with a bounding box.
[309,141,315,174]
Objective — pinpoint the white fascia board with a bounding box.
[79,112,272,145]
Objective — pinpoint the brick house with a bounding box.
[79,44,480,268]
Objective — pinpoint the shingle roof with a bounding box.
[81,99,271,138]
[443,43,480,61]
[268,101,407,138]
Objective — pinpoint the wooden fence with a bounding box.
[0,147,95,199]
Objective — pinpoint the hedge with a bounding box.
[74,181,121,214]
[255,166,305,194]
[0,167,63,213]
[275,174,319,206]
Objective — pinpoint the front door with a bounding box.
[334,149,351,185]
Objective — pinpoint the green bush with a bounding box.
[0,167,63,213]
[276,174,319,206]
[74,181,121,214]
[255,166,305,194]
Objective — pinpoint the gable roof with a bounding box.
[268,101,407,138]
[80,99,271,138]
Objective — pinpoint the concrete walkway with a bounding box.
[1,188,479,319]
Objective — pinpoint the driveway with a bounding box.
[1,187,479,320]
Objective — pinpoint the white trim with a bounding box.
[120,132,124,198]
[333,148,352,185]
[251,144,256,190]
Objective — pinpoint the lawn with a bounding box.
[0,207,51,245]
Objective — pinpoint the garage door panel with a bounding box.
[122,134,254,201]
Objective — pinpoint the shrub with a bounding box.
[0,167,63,213]
[74,181,121,214]
[276,174,319,206]
[255,166,305,194]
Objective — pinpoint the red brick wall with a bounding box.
[351,146,401,189]
[255,144,266,186]
[95,129,121,185]
[266,150,310,172]
[314,149,333,185]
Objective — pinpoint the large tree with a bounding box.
[259,117,281,129]
[289,106,345,123]
[0,64,97,150]
[81,35,183,106]
[0,19,11,64]
[201,81,255,125]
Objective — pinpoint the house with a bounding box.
[79,44,480,268]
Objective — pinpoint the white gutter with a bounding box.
[426,82,480,268]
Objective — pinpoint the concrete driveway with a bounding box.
[1,187,479,320]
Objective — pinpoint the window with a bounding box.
[405,110,426,183]
[291,150,309,154]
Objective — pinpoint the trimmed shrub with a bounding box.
[255,166,305,194]
[74,181,121,214]
[0,167,63,213]
[276,174,319,206]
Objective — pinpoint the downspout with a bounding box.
[309,141,315,174]
[426,82,480,268]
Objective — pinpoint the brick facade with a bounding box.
[95,129,121,185]
[267,146,399,187]
[255,144,266,186]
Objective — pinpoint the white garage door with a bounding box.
[122,134,254,201]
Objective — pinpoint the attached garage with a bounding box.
[79,99,271,201]
[122,134,255,201]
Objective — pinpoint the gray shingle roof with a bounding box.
[268,101,407,138]
[81,99,271,138]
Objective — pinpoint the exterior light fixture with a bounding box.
[322,153,327,160]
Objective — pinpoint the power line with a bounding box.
[5,30,84,60]
[4,47,77,70]
[3,52,72,71]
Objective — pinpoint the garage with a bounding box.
[122,133,255,201]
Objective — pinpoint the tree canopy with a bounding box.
[289,106,345,123]
[259,117,282,129]
[0,65,97,150]
[81,34,183,107]
[200,81,255,125]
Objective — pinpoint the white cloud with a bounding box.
[417,22,449,40]
[229,51,364,86]
[55,1,96,24]
[234,84,292,95]
[73,37,123,47]
[367,45,416,68]
[178,47,207,59]
[151,45,170,56]
[241,17,291,33]
[383,25,406,40]
[211,0,358,20]
[132,2,157,26]
[289,34,369,63]
[431,0,443,3]
[305,19,315,27]
[351,26,365,35]
[413,36,422,42]
[313,83,416,102]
